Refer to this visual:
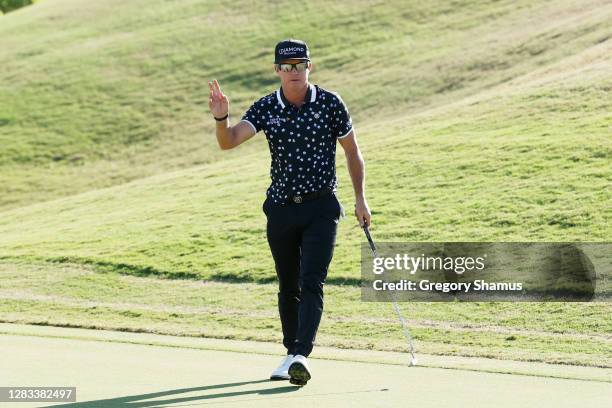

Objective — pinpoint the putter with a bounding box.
[363,222,418,366]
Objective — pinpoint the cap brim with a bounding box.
[275,57,310,64]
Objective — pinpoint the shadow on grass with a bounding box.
[41,255,362,286]
[41,379,300,407]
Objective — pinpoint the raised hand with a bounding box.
[208,79,229,118]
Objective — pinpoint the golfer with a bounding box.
[208,39,371,386]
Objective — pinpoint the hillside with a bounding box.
[1,0,610,210]
[0,0,610,366]
[0,20,609,282]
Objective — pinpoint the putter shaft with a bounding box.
[363,224,417,365]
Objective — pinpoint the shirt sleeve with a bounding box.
[332,93,353,139]
[240,101,264,134]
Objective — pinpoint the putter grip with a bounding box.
[363,225,377,253]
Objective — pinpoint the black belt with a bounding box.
[287,188,333,204]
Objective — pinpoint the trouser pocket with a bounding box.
[331,193,345,220]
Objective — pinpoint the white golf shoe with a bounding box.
[270,354,294,380]
[288,354,311,386]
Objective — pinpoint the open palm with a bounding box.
[208,79,229,118]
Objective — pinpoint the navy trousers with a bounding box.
[263,192,344,357]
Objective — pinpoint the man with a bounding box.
[208,39,371,386]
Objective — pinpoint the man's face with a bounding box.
[275,58,312,90]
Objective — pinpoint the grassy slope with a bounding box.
[1,0,610,210]
[0,0,610,365]
[1,259,610,367]
[0,26,609,282]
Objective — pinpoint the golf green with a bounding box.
[1,325,610,407]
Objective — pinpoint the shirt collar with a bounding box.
[276,83,317,109]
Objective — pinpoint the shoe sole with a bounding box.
[288,362,311,386]
[270,375,290,381]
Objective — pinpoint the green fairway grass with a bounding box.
[0,0,610,209]
[0,0,610,367]
[1,259,610,367]
[2,330,610,407]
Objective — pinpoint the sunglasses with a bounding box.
[277,62,309,72]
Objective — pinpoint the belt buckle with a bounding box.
[293,195,303,204]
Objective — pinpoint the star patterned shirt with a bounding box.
[241,83,353,204]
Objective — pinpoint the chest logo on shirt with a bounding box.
[268,117,287,126]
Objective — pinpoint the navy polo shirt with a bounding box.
[241,83,353,204]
